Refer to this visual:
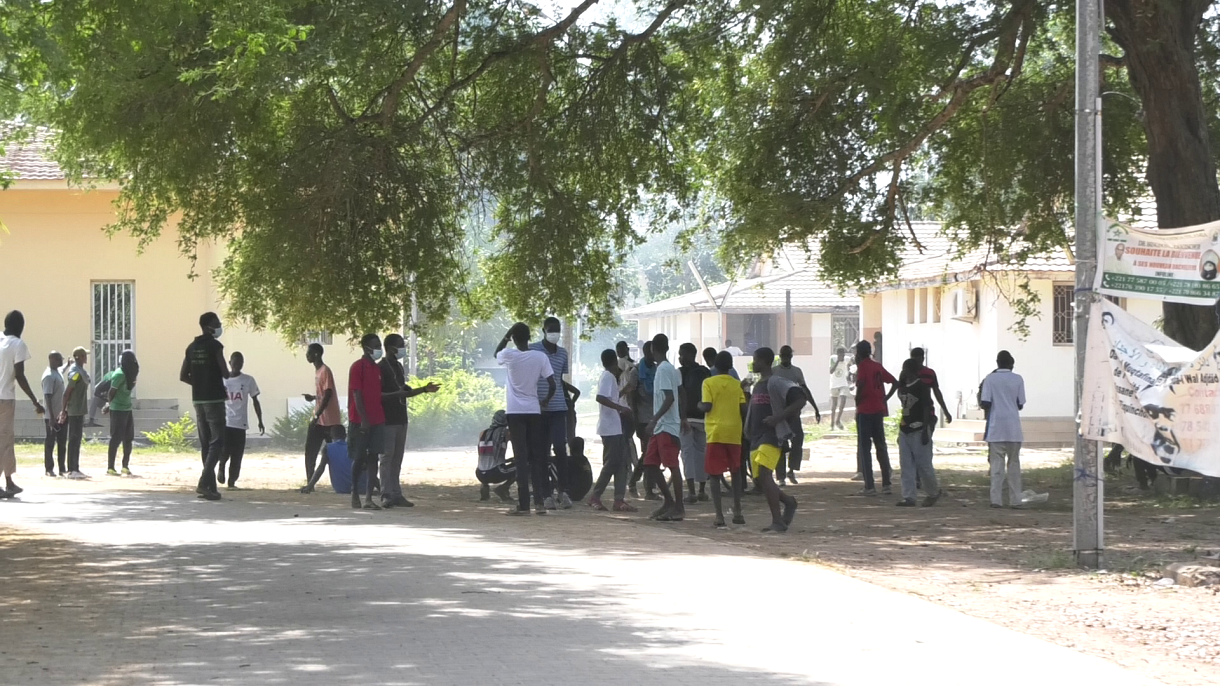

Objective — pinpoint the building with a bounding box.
[859,221,1161,444]
[621,246,860,406]
[0,130,360,439]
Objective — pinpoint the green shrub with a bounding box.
[407,368,502,448]
[144,413,197,452]
[272,406,346,449]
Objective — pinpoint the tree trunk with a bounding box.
[1108,0,1220,350]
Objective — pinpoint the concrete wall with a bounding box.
[0,185,362,429]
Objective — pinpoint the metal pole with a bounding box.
[408,293,419,378]
[785,290,793,348]
[1073,0,1104,569]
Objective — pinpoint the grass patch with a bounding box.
[1022,458,1075,490]
[1032,549,1077,570]
[1152,494,1220,510]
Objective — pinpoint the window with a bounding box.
[92,282,134,382]
[906,290,916,324]
[1052,284,1074,345]
[299,331,334,346]
[931,287,942,323]
[918,288,929,323]
[832,314,860,352]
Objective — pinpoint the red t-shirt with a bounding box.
[855,357,897,415]
[348,357,385,426]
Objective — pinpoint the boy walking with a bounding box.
[981,351,1026,508]
[642,334,685,521]
[589,349,636,512]
[699,351,748,527]
[219,352,263,489]
[745,348,805,533]
[181,312,230,500]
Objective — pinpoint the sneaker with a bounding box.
[67,471,87,480]
[850,472,863,481]
[852,488,877,497]
[896,498,917,507]
[479,485,491,501]
[989,503,1003,509]
[506,507,530,516]
[0,489,12,499]
[922,493,941,507]
[393,496,415,508]
[559,493,573,510]
[697,491,709,502]
[612,500,638,513]
[492,484,513,503]
[106,469,120,477]
[788,470,799,484]
[683,494,698,505]
[644,491,662,501]
[881,485,892,495]
[45,471,56,478]
[732,512,746,525]
[199,491,222,501]
[121,467,132,476]
[380,498,395,509]
[534,503,548,515]
[216,470,226,484]
[543,496,557,511]
[777,478,787,487]
[4,483,22,495]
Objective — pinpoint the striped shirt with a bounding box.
[529,342,569,412]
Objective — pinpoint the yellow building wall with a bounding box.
[0,184,362,427]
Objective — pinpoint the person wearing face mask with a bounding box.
[528,317,581,509]
[349,333,387,510]
[378,333,440,509]
[181,311,230,501]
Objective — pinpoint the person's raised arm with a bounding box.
[494,331,512,356]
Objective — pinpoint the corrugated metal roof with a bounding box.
[0,127,65,180]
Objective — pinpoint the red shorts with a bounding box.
[643,432,681,470]
[704,442,742,476]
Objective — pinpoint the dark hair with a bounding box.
[199,312,220,330]
[3,310,23,337]
[856,340,872,358]
[230,351,244,366]
[569,436,585,457]
[510,322,530,345]
[641,340,652,355]
[725,339,733,346]
[120,350,139,390]
[360,333,381,349]
[901,358,919,377]
[601,349,618,369]
[651,333,669,353]
[911,347,925,360]
[702,347,717,365]
[332,424,347,440]
[384,333,405,349]
[779,345,793,357]
[715,350,734,372]
[836,346,846,355]
[997,350,1015,369]
[543,316,561,331]
[616,341,629,355]
[307,343,324,358]
[754,347,775,367]
[678,342,697,357]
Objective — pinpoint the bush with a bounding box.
[144,413,197,452]
[407,368,502,448]
[272,406,346,449]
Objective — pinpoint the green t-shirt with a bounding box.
[64,363,90,417]
[106,369,133,412]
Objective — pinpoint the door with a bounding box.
[92,282,134,384]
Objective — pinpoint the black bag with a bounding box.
[93,375,112,400]
[568,436,594,501]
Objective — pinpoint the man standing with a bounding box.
[60,347,90,479]
[895,359,941,507]
[828,346,852,430]
[218,352,263,489]
[379,333,440,509]
[724,340,744,357]
[677,343,710,504]
[699,351,748,527]
[42,351,66,477]
[349,334,387,510]
[1,311,44,497]
[616,341,634,372]
[181,312,229,501]
[980,351,1026,509]
[589,349,635,512]
[642,334,685,521]
[529,317,580,509]
[853,340,896,496]
[903,348,953,428]
[745,347,805,533]
[773,345,820,486]
[301,343,341,490]
[496,323,556,515]
[625,340,657,499]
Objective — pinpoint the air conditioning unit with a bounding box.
[950,284,978,322]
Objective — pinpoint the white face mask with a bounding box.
[369,348,383,361]
[395,348,406,361]
[212,326,224,339]
[545,332,561,344]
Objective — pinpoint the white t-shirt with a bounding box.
[829,355,852,389]
[981,369,1026,443]
[496,347,553,415]
[0,335,32,400]
[595,369,623,437]
[652,360,683,437]
[224,373,261,430]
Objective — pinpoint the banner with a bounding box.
[1098,218,1220,305]
[1081,299,1220,478]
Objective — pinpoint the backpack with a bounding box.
[93,374,113,401]
[477,411,509,472]
[567,436,593,501]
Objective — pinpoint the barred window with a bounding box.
[299,331,334,346]
[1053,284,1074,345]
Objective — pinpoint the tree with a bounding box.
[3,0,1219,348]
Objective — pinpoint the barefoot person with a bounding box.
[589,349,635,512]
[496,323,556,515]
[41,352,66,477]
[379,334,440,509]
[699,351,748,527]
[643,334,685,521]
[348,334,386,510]
[103,351,140,477]
[301,344,341,491]
[0,311,44,497]
[181,312,230,501]
[218,352,263,489]
[746,347,805,533]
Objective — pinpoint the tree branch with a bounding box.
[376,0,467,126]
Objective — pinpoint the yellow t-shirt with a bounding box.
[702,374,746,444]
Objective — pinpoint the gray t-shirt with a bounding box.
[745,375,801,447]
[41,367,65,418]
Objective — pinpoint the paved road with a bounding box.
[0,488,1159,686]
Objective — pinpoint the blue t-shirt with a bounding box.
[638,359,656,395]
[528,342,569,412]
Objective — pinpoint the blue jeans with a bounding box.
[855,413,891,491]
[195,402,226,492]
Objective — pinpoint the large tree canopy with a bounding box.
[2,0,1218,346]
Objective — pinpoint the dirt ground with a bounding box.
[8,430,1219,686]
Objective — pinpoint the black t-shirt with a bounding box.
[185,335,225,403]
[379,357,408,425]
[679,362,711,420]
[898,378,933,434]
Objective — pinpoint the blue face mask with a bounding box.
[395,348,406,361]
[368,348,383,361]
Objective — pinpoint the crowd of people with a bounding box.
[0,307,1032,519]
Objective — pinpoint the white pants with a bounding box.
[988,442,1022,506]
